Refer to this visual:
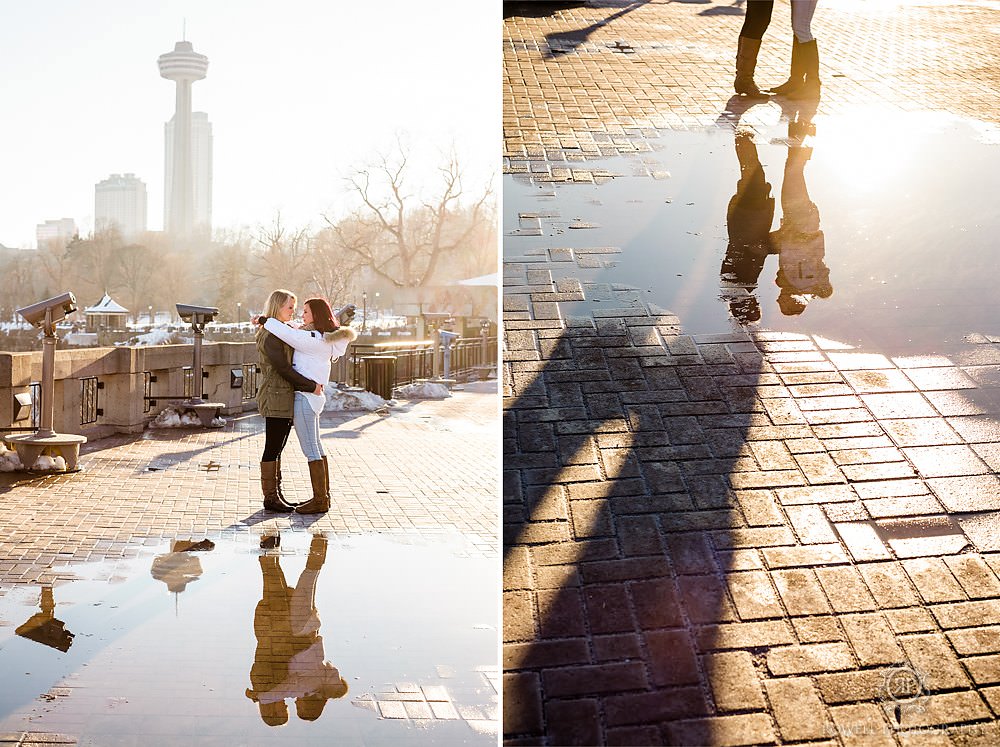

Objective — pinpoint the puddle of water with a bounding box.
[505,107,1000,357]
[0,532,497,745]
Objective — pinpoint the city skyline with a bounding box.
[0,1,499,249]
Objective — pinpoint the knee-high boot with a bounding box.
[768,37,804,95]
[295,460,330,514]
[786,40,821,100]
[735,36,767,97]
[260,461,294,512]
[321,455,331,502]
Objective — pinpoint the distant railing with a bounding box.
[333,336,498,392]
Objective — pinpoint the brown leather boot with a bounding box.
[275,458,286,503]
[295,460,330,514]
[261,461,294,512]
[735,36,767,98]
[321,455,331,502]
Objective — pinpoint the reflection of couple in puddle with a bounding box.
[246,533,348,726]
[721,99,831,324]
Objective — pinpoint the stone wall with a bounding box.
[0,342,259,440]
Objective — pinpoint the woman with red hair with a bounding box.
[258,298,357,514]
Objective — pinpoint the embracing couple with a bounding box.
[254,289,357,515]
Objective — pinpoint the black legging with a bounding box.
[262,417,293,462]
[740,0,774,40]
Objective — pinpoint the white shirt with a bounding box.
[263,318,353,414]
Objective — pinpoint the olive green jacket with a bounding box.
[255,329,315,418]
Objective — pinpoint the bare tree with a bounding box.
[307,227,363,305]
[326,141,494,288]
[249,213,313,296]
[66,228,125,303]
[36,236,76,295]
[114,244,154,323]
[204,232,253,321]
[0,248,38,320]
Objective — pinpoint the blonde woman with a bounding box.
[255,289,324,512]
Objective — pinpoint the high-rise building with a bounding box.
[165,111,212,234]
[35,218,78,250]
[158,39,209,238]
[95,174,147,240]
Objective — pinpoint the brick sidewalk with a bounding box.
[0,383,499,588]
[503,2,1000,745]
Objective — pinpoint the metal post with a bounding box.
[191,325,204,403]
[39,308,56,438]
[362,291,368,333]
[431,323,441,379]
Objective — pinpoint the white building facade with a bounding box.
[164,111,212,236]
[95,173,148,241]
[35,218,78,249]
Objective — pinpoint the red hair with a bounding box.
[305,298,338,333]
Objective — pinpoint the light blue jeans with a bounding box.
[293,392,325,461]
[791,0,818,43]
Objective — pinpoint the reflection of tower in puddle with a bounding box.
[246,534,348,727]
[16,586,74,652]
[150,539,215,612]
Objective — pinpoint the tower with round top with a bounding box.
[158,40,208,238]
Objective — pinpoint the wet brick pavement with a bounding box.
[0,383,499,587]
[503,1,1000,745]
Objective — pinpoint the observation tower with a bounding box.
[158,40,208,237]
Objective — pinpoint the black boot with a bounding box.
[768,38,804,95]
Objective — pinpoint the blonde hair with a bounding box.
[256,289,296,341]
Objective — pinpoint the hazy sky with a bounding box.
[0,1,500,248]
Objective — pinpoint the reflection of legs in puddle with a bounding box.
[290,536,348,720]
[772,141,831,315]
[721,132,776,325]
[247,553,294,726]
[247,535,347,724]
[289,535,326,636]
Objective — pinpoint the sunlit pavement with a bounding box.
[503,1,1000,745]
[0,382,499,746]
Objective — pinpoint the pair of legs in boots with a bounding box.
[260,409,330,514]
[735,1,821,99]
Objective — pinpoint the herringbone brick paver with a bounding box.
[504,1,1000,744]
[0,386,498,587]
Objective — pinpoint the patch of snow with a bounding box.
[0,442,67,471]
[395,382,451,399]
[323,385,392,412]
[116,329,193,347]
[0,442,23,471]
[149,405,225,428]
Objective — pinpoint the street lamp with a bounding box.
[362,291,367,333]
[237,302,242,327]
[148,305,153,326]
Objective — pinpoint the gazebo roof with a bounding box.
[84,294,129,314]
